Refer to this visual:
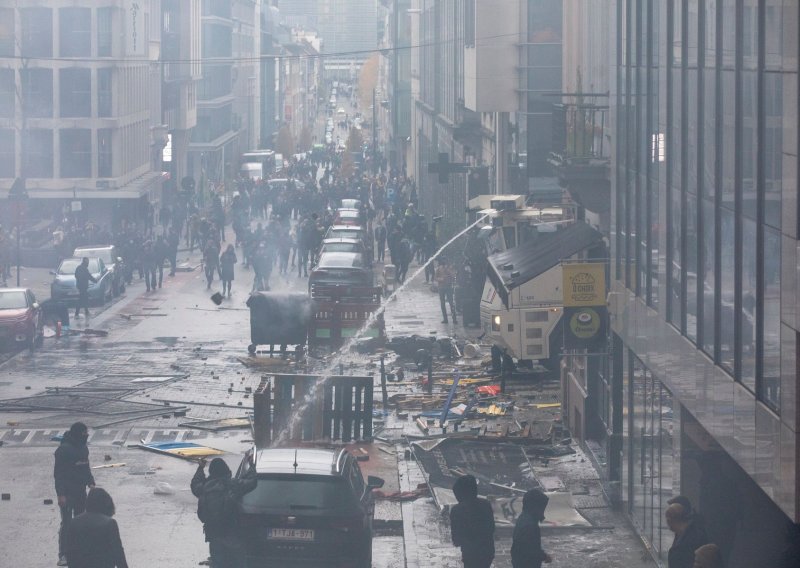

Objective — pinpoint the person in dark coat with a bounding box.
[203,239,221,290]
[219,244,237,298]
[667,503,709,568]
[191,457,258,568]
[64,487,128,568]
[449,474,495,568]
[511,489,552,568]
[74,257,97,318]
[54,422,95,566]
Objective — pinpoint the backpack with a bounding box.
[197,480,239,527]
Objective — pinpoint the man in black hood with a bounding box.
[191,456,257,568]
[511,489,552,567]
[54,422,95,566]
[449,474,495,567]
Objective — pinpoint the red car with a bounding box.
[0,288,44,352]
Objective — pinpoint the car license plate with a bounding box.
[267,528,314,541]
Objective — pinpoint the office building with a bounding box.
[0,0,164,226]
[610,1,799,565]
[188,0,260,198]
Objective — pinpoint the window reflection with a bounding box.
[701,199,716,357]
[761,229,781,409]
[740,218,757,390]
[630,357,674,559]
[719,208,735,372]
[669,183,682,326]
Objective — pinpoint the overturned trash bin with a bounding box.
[246,292,315,356]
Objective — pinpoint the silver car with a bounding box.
[50,257,113,305]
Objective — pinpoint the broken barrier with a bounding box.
[254,373,374,446]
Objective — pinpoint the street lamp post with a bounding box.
[8,178,29,287]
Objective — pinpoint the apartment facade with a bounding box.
[161,0,201,193]
[610,0,799,565]
[188,0,260,199]
[0,0,164,225]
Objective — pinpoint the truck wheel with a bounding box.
[248,344,257,355]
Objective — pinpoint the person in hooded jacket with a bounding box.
[54,422,95,566]
[191,457,257,568]
[64,487,128,568]
[449,474,495,568]
[511,489,553,567]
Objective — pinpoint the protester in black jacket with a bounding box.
[449,474,495,568]
[54,422,95,566]
[666,503,709,568]
[511,489,552,567]
[191,457,257,568]
[64,487,128,568]
[74,258,97,318]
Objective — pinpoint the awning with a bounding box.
[487,222,604,308]
[0,172,164,200]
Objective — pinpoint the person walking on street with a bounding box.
[142,241,157,292]
[220,244,237,298]
[422,229,437,283]
[74,258,97,319]
[204,239,221,290]
[395,237,412,283]
[191,457,258,568]
[63,487,128,568]
[154,235,169,288]
[435,258,457,324]
[450,474,495,568]
[54,422,95,566]
[375,221,387,263]
[511,489,552,568]
[666,502,709,568]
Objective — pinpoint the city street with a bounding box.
[0,229,655,567]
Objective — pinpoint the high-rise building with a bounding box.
[278,0,377,76]
[188,0,260,200]
[161,0,202,193]
[610,1,799,565]
[0,0,165,226]
[277,0,320,30]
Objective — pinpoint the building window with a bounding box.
[60,8,91,57]
[21,68,53,118]
[22,129,53,178]
[0,8,14,57]
[760,228,780,411]
[98,129,113,178]
[98,68,113,118]
[0,69,14,118]
[60,68,91,118]
[97,7,113,57]
[60,129,91,178]
[21,8,53,58]
[0,129,14,178]
[740,218,757,390]
[719,207,736,372]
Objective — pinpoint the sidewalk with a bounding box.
[375,265,656,568]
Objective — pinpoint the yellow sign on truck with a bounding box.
[562,263,606,307]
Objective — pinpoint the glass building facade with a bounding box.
[611,0,798,564]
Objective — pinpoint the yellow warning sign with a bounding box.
[562,263,606,307]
